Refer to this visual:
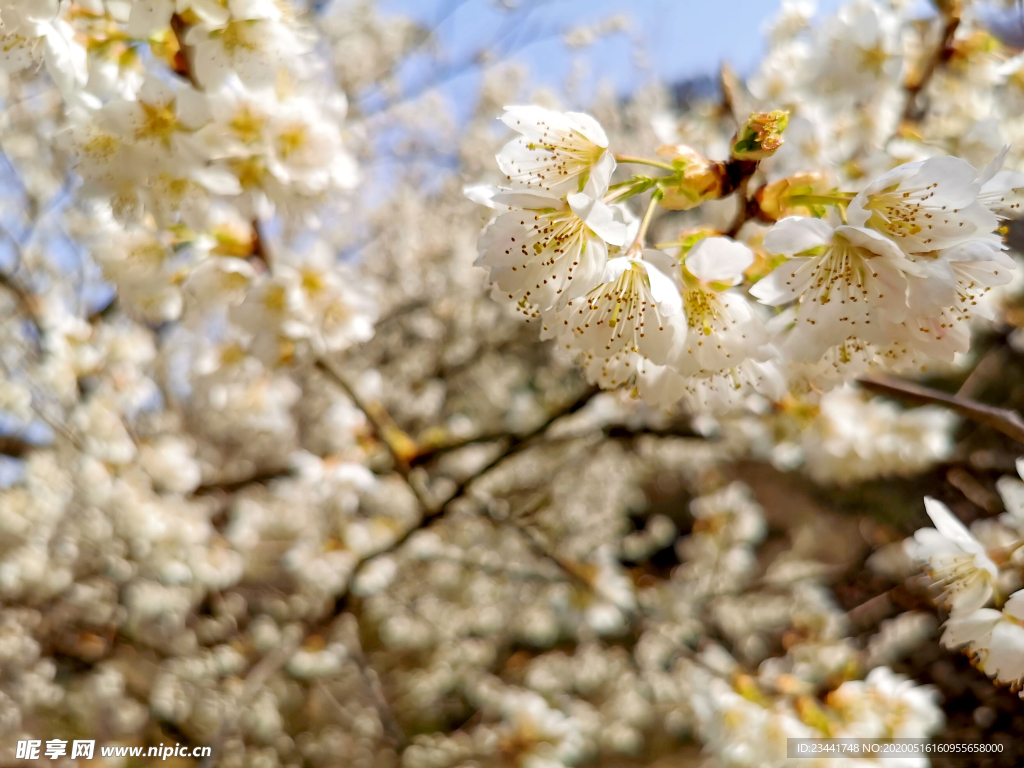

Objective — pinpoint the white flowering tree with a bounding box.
[4,0,1024,765]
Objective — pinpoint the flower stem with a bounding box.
[787,193,853,207]
[630,189,663,252]
[613,154,677,173]
[604,176,656,204]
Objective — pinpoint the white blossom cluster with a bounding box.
[2,0,1024,764]
[698,384,960,486]
[906,460,1024,688]
[469,100,1022,413]
[1,0,373,361]
[386,467,944,768]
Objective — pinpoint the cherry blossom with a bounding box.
[906,498,998,615]
[497,106,616,197]
[751,217,918,362]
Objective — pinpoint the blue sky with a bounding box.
[376,0,851,113]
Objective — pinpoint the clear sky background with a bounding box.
[375,0,853,114]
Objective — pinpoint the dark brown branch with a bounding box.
[846,587,899,629]
[370,385,601,559]
[194,382,685,519]
[604,423,700,440]
[251,219,273,273]
[413,412,701,467]
[280,389,606,755]
[410,429,522,466]
[314,367,596,563]
[499,493,595,590]
[724,159,761,237]
[314,357,427,502]
[0,272,41,339]
[193,467,294,496]
[899,10,961,125]
[858,374,1024,445]
[437,386,599,490]
[0,434,37,458]
[170,14,201,89]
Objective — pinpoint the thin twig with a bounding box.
[947,466,1002,514]
[899,10,961,125]
[356,1,565,119]
[846,588,899,630]
[251,219,274,274]
[719,62,744,126]
[346,644,409,751]
[315,358,423,485]
[0,226,44,343]
[411,429,527,466]
[432,387,599,496]
[956,344,1005,399]
[317,352,602,528]
[365,385,602,561]
[858,374,1024,445]
[484,490,594,590]
[200,634,302,768]
[726,177,754,237]
[170,14,201,89]
[193,466,294,495]
[407,419,701,471]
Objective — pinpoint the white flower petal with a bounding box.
[646,259,682,317]
[941,609,1001,649]
[924,497,978,551]
[685,237,754,285]
[749,257,813,306]
[763,216,834,257]
[1003,589,1024,621]
[979,621,1024,683]
[567,193,627,246]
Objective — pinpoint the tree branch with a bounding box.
[314,357,427,502]
[250,219,274,273]
[719,62,744,126]
[365,385,601,561]
[345,640,409,750]
[170,14,201,89]
[194,466,294,496]
[858,374,1024,445]
[0,224,44,343]
[899,9,960,125]
[724,159,760,237]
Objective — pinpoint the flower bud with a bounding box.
[671,226,716,257]
[654,145,727,210]
[730,110,789,161]
[755,172,832,221]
